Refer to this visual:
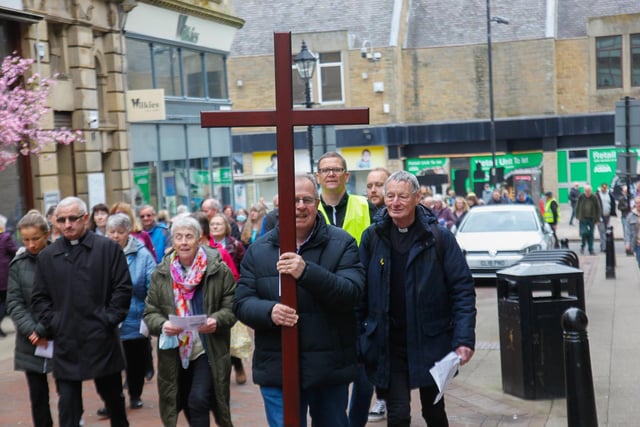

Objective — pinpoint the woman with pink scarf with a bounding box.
[144,215,237,427]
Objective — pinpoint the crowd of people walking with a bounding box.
[7,154,639,426]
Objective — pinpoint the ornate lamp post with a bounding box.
[294,40,318,172]
[486,0,509,186]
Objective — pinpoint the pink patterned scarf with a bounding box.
[170,247,207,368]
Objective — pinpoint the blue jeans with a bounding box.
[348,365,374,427]
[260,383,350,427]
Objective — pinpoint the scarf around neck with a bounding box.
[170,246,208,368]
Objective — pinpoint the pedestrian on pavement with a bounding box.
[544,191,560,248]
[89,203,109,236]
[575,185,602,255]
[7,210,53,427]
[201,198,242,240]
[481,183,493,204]
[625,195,640,267]
[233,174,365,427]
[596,183,617,252]
[358,170,476,427]
[0,214,17,337]
[569,183,581,225]
[315,151,375,426]
[31,196,132,427]
[616,185,633,255]
[139,204,172,263]
[96,213,156,416]
[143,215,237,427]
[432,195,456,230]
[110,202,157,262]
[365,167,391,423]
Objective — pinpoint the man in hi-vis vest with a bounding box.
[316,152,375,246]
[315,151,376,427]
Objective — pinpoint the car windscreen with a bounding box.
[460,210,539,232]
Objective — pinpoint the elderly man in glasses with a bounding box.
[32,196,133,427]
[234,174,364,427]
[138,205,172,263]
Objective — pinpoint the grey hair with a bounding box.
[139,204,156,215]
[106,213,131,232]
[171,214,201,239]
[295,174,319,198]
[384,170,420,194]
[317,151,347,170]
[56,196,87,216]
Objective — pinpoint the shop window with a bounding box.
[126,38,152,90]
[184,48,204,98]
[153,44,180,96]
[205,52,227,99]
[596,35,622,89]
[632,34,640,87]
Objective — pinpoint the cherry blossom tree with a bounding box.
[0,53,83,171]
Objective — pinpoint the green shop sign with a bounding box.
[470,152,543,178]
[405,158,448,175]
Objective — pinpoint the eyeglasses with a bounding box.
[384,193,413,202]
[295,196,317,206]
[56,215,84,224]
[317,167,345,176]
[139,214,153,218]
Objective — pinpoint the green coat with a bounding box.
[144,246,236,427]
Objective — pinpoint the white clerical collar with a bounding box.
[69,239,79,245]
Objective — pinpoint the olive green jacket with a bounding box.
[144,246,236,427]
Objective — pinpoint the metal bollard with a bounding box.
[562,308,598,427]
[605,225,615,279]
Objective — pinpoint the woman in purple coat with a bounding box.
[0,214,18,337]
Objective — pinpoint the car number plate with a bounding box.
[480,260,505,267]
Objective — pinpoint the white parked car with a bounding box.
[454,204,555,279]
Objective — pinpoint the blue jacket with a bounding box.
[120,237,156,340]
[147,222,171,263]
[234,214,365,389]
[358,205,476,389]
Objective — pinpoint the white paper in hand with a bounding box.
[34,341,54,359]
[429,351,461,404]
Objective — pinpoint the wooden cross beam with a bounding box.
[201,32,369,426]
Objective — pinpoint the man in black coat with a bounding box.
[32,197,132,427]
[234,174,364,426]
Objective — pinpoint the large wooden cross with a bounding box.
[201,32,369,426]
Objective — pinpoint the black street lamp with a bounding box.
[486,0,509,186]
[294,40,318,173]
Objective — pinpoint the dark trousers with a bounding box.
[231,355,243,370]
[122,337,150,399]
[382,345,448,427]
[348,364,374,427]
[57,372,128,427]
[179,354,214,427]
[25,371,53,427]
[0,289,6,325]
[580,219,596,253]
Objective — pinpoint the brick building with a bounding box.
[227,0,640,206]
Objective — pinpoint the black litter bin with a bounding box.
[496,262,585,399]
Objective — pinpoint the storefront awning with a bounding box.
[0,6,44,24]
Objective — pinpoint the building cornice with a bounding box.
[141,0,244,28]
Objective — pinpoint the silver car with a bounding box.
[454,204,555,279]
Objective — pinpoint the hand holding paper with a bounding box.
[429,351,461,404]
[168,314,207,330]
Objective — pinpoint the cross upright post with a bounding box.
[200,32,369,426]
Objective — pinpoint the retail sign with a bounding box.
[214,167,232,185]
[126,89,166,122]
[406,157,448,175]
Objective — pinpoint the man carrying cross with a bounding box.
[233,174,364,426]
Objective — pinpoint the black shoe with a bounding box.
[0,329,6,338]
[130,398,143,409]
[145,369,154,381]
[96,407,110,418]
[590,251,596,255]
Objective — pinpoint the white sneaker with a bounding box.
[368,399,387,422]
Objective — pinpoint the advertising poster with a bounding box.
[253,150,313,174]
[133,167,150,204]
[340,146,385,170]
